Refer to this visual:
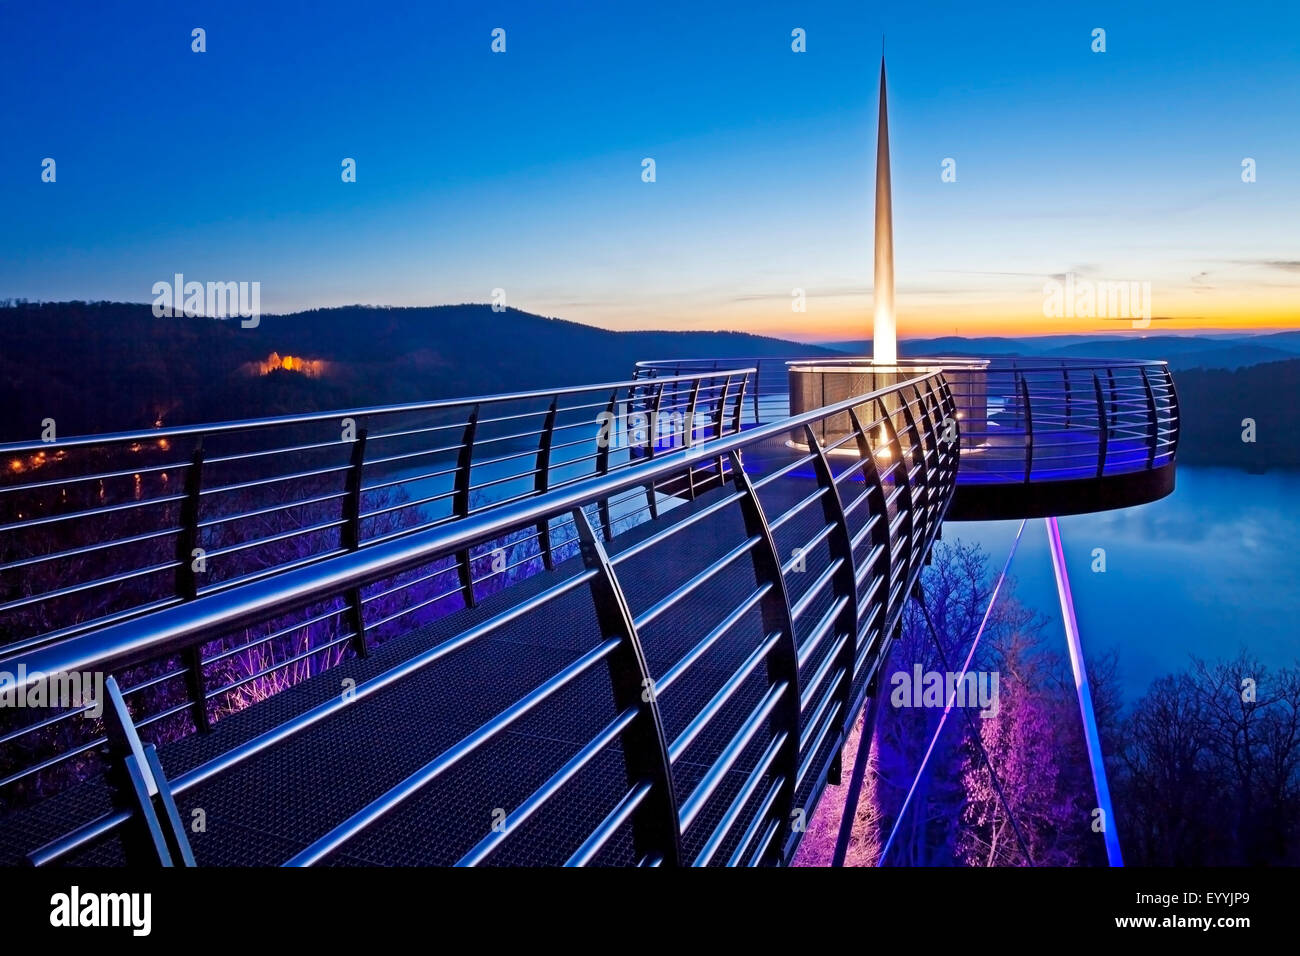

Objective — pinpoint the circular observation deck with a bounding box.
[786,357,1179,520]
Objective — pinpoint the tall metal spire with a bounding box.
[873,56,897,364]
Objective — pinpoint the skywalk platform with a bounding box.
[0,360,1174,867]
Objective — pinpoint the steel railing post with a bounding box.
[342,421,370,656]
[876,394,913,587]
[728,449,801,864]
[907,383,942,528]
[803,424,861,742]
[733,374,749,435]
[895,392,928,576]
[1063,366,1073,429]
[1019,376,1033,483]
[644,381,666,520]
[175,438,210,733]
[848,406,891,645]
[714,374,734,485]
[1093,373,1108,478]
[595,389,618,542]
[930,376,960,498]
[454,405,480,607]
[1010,361,1021,429]
[923,379,948,522]
[572,506,682,866]
[1166,367,1181,457]
[684,378,701,449]
[934,371,962,466]
[683,377,702,499]
[712,374,732,444]
[534,396,558,569]
[648,379,666,459]
[1140,367,1158,468]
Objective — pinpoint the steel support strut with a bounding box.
[728,450,801,865]
[102,676,196,866]
[803,424,860,740]
[342,421,370,656]
[1045,516,1123,866]
[175,437,211,732]
[572,506,682,866]
[831,662,886,867]
[453,406,480,607]
[534,396,558,569]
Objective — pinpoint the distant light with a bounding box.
[875,426,892,460]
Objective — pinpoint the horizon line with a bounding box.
[2,298,1297,342]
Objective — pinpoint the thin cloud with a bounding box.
[729,286,867,303]
[1092,315,1184,323]
[1222,259,1300,273]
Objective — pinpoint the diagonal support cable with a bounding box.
[915,584,1033,865]
[877,519,1027,866]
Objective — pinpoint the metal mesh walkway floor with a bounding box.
[0,437,850,867]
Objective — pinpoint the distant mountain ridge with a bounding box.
[2,302,1296,470]
[0,301,833,442]
[823,331,1300,371]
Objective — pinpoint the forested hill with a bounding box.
[1172,358,1300,470]
[0,302,830,442]
[2,302,1296,472]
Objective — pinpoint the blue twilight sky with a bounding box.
[1,0,1298,340]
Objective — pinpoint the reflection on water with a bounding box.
[946,467,1300,700]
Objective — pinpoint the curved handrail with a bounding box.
[4,370,941,680]
[0,368,756,454]
[718,355,1177,484]
[640,354,1178,480]
[3,369,955,869]
[0,367,756,654]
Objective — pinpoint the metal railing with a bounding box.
[639,356,1179,486]
[0,369,956,867]
[635,356,823,430]
[0,368,753,656]
[787,357,1178,485]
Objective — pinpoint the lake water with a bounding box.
[944,466,1300,702]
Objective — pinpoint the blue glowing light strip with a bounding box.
[1045,515,1124,867]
